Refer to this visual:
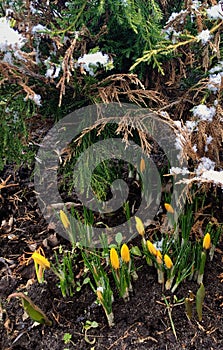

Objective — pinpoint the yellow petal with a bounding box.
[146,240,157,256]
[140,158,146,173]
[60,210,70,229]
[110,247,120,270]
[164,254,173,269]
[31,251,50,269]
[135,216,145,236]
[121,243,130,263]
[203,232,211,250]
[164,203,174,214]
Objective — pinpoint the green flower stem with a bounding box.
[197,251,206,285]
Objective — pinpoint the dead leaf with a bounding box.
[7,292,52,326]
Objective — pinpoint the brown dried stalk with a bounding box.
[92,74,167,107]
[56,36,80,107]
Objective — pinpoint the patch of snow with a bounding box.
[196,157,215,174]
[25,93,42,106]
[208,73,222,93]
[201,170,223,186]
[192,104,216,122]
[76,51,111,76]
[0,17,26,51]
[31,24,50,34]
[207,4,223,20]
[197,29,212,44]
[170,167,190,175]
[45,66,61,78]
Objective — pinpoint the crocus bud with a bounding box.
[203,232,211,250]
[164,254,173,269]
[156,250,162,264]
[59,210,70,229]
[147,240,157,256]
[135,216,145,236]
[121,244,130,263]
[140,158,146,173]
[110,247,120,270]
[164,203,174,214]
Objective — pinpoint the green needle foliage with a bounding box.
[0,0,166,169]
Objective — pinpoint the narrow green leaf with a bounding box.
[196,283,205,321]
[199,251,206,275]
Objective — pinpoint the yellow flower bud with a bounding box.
[164,254,173,269]
[31,251,50,269]
[135,216,145,236]
[156,250,162,264]
[146,240,157,256]
[203,232,211,250]
[121,243,130,263]
[110,247,120,270]
[96,290,103,302]
[164,203,174,214]
[140,158,146,173]
[60,210,70,229]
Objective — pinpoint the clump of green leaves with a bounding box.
[136,198,222,293]
[52,247,90,297]
[52,249,77,297]
[82,248,114,327]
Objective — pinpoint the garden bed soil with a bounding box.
[0,165,223,350]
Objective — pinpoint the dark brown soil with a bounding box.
[0,165,223,350]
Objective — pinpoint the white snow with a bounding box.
[208,73,222,93]
[196,157,215,174]
[201,170,223,186]
[31,24,50,34]
[76,51,111,76]
[25,93,42,106]
[207,5,223,20]
[170,167,190,175]
[0,17,26,51]
[45,66,61,78]
[192,104,216,122]
[196,29,212,44]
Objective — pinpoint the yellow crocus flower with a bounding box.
[164,203,174,214]
[156,250,162,264]
[140,158,146,173]
[203,232,211,250]
[60,210,70,229]
[135,216,145,236]
[31,251,50,269]
[110,247,120,270]
[146,240,157,256]
[164,254,173,269]
[121,243,130,263]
